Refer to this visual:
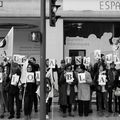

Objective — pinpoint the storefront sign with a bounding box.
[63,0,120,11]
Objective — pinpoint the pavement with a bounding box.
[1,97,120,120]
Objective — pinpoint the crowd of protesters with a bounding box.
[1,53,120,120]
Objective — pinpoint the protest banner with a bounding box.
[105,54,112,63]
[36,71,40,82]
[83,57,90,66]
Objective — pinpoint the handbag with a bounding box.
[114,87,120,96]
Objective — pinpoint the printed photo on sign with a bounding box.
[75,56,82,65]
[94,50,101,60]
[36,71,40,82]
[105,54,112,64]
[78,73,86,83]
[83,57,90,66]
[0,73,2,83]
[98,74,107,85]
[66,72,74,83]
[49,59,55,68]
[26,72,34,83]
[11,74,20,86]
[65,57,72,64]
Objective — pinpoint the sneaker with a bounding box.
[46,115,49,119]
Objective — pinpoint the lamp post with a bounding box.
[40,0,46,120]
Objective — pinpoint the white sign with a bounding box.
[98,74,107,85]
[78,73,86,83]
[75,56,82,65]
[13,54,27,64]
[0,73,3,83]
[113,54,120,64]
[106,54,112,63]
[11,74,20,86]
[83,57,90,66]
[94,50,101,59]
[66,72,74,83]
[35,71,40,82]
[63,0,120,11]
[65,57,72,64]
[26,72,34,83]
[49,59,55,68]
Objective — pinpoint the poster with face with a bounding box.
[75,56,82,65]
[78,73,86,83]
[66,72,74,83]
[94,50,101,60]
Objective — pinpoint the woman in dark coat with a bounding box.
[24,61,36,120]
[59,63,77,117]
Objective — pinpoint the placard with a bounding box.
[0,73,3,83]
[11,74,20,86]
[65,57,72,64]
[49,59,56,68]
[75,56,82,65]
[78,73,86,83]
[98,74,107,85]
[26,72,35,83]
[13,54,27,64]
[83,57,90,66]
[105,54,112,63]
[94,50,101,60]
[35,71,40,82]
[113,54,120,64]
[66,72,74,83]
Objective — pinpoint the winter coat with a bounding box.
[77,71,92,101]
[59,71,77,106]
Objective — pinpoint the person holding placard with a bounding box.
[107,62,117,114]
[59,63,77,117]
[76,64,92,117]
[94,64,109,117]
[23,61,36,120]
[57,59,66,111]
[8,62,21,119]
[29,57,40,113]
[0,65,6,118]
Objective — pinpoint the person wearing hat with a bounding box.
[107,61,118,114]
[59,63,77,117]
